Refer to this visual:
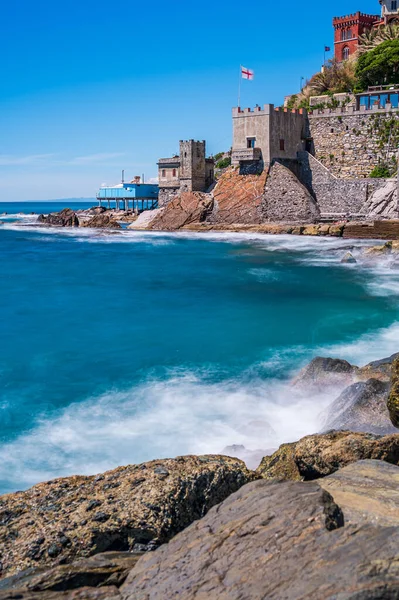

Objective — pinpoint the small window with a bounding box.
[247,137,256,148]
[279,139,285,151]
[342,46,350,60]
[172,169,176,177]
[162,169,166,178]
[331,128,334,133]
[392,0,397,10]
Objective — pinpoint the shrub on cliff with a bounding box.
[216,157,231,169]
[356,40,399,90]
[370,163,392,178]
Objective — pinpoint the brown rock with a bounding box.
[329,223,345,237]
[319,459,399,526]
[257,430,399,481]
[0,588,121,599]
[388,356,399,428]
[0,455,254,578]
[121,478,399,600]
[37,209,79,228]
[302,224,320,235]
[149,192,213,230]
[80,214,121,229]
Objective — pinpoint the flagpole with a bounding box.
[238,66,242,108]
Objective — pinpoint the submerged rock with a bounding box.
[388,356,399,428]
[120,471,399,599]
[37,209,79,228]
[321,378,395,435]
[341,251,356,263]
[257,430,399,481]
[0,455,255,578]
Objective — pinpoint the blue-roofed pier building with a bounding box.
[96,181,159,211]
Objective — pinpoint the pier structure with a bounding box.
[96,179,159,212]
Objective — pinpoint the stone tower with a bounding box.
[179,140,207,192]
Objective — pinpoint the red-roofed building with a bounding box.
[333,12,381,62]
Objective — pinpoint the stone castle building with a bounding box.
[232,105,309,172]
[157,141,214,207]
[231,89,399,218]
[333,0,399,62]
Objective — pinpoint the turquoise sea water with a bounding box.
[1,201,399,493]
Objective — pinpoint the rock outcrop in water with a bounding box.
[80,214,121,229]
[321,378,396,435]
[0,455,254,578]
[37,209,79,228]
[257,430,399,481]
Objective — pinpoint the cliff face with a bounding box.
[148,164,320,231]
[148,192,213,231]
[262,162,320,223]
[209,169,267,225]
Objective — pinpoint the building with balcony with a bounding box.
[232,104,308,172]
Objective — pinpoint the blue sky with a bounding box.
[1,0,381,201]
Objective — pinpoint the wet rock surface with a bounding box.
[0,455,254,578]
[80,214,121,229]
[257,430,399,481]
[292,357,359,391]
[321,378,396,435]
[121,473,399,600]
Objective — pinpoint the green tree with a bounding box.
[355,40,399,90]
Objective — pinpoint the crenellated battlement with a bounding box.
[233,104,307,117]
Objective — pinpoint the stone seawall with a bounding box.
[298,152,388,215]
[309,111,399,179]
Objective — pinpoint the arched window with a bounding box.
[342,46,350,60]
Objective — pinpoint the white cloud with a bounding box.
[70,153,126,165]
[0,154,55,166]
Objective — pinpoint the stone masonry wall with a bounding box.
[309,111,399,178]
[298,152,388,215]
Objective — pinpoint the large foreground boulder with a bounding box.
[319,459,399,526]
[0,455,254,578]
[37,209,79,227]
[321,378,396,435]
[121,473,399,599]
[257,430,399,481]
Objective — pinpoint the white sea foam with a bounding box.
[1,317,399,491]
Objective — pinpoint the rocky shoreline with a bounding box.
[1,353,399,597]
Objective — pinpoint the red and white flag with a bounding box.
[241,66,254,80]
